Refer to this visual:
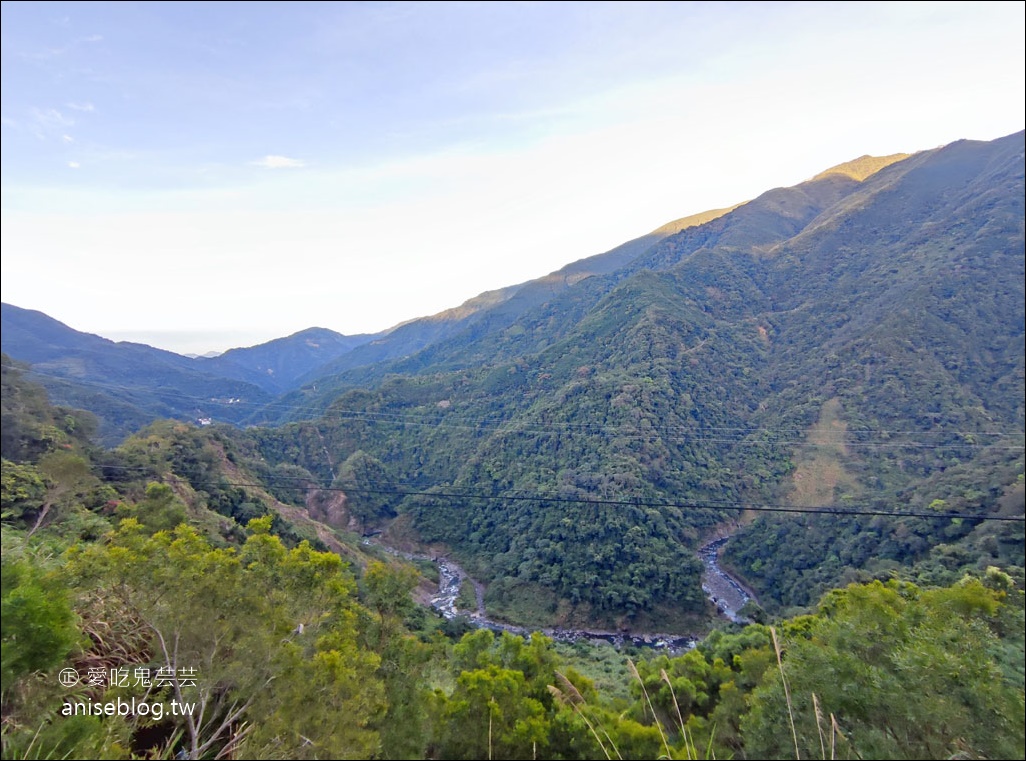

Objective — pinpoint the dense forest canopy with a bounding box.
[2,360,1022,758]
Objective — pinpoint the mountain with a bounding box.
[262,204,741,420]
[262,159,920,418]
[199,326,379,393]
[0,204,740,433]
[0,309,385,438]
[244,131,1024,627]
[3,132,1022,630]
[0,304,275,443]
[5,348,1020,761]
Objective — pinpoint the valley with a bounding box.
[371,529,752,652]
[2,130,1023,760]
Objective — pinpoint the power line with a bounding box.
[8,360,1023,438]
[107,470,1025,523]
[11,362,1022,453]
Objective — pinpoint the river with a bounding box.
[369,535,754,654]
[699,536,754,624]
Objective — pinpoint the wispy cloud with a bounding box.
[66,102,95,112]
[29,107,74,140]
[68,161,80,169]
[62,134,75,143]
[18,45,68,61]
[32,107,74,127]
[252,155,305,169]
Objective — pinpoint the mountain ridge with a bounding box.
[2,131,1021,627]
[237,129,1022,625]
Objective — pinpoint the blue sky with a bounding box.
[2,1,1023,354]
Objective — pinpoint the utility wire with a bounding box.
[10,363,1026,449]
[102,469,1025,523]
[11,363,1023,452]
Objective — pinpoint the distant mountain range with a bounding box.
[3,130,1023,627]
[0,197,740,440]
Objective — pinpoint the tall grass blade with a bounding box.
[813,693,826,759]
[549,675,616,760]
[629,659,672,760]
[771,626,801,760]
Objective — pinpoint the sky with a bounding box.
[2,1,1023,355]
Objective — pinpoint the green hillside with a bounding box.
[2,360,1021,760]
[242,131,1024,628]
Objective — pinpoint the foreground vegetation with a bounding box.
[5,134,1023,635]
[2,359,1024,759]
[4,524,1023,759]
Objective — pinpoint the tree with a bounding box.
[435,665,548,760]
[0,460,46,523]
[1,553,79,698]
[27,451,94,537]
[66,517,385,759]
[116,481,187,534]
[742,579,1025,760]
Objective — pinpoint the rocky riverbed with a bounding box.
[369,533,757,653]
[699,536,753,623]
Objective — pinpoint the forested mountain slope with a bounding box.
[4,365,1021,759]
[2,134,1023,761]
[247,132,1024,626]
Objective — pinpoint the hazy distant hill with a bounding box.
[0,311,386,438]
[200,327,379,393]
[0,304,275,442]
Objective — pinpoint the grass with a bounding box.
[552,640,634,704]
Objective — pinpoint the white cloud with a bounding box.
[67,161,80,169]
[27,108,73,141]
[32,107,74,128]
[252,155,305,169]
[62,134,75,143]
[66,102,95,112]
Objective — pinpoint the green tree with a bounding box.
[1,553,79,698]
[27,451,94,537]
[435,664,548,760]
[115,481,187,534]
[743,579,1025,760]
[359,560,436,759]
[0,460,46,522]
[66,516,385,759]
